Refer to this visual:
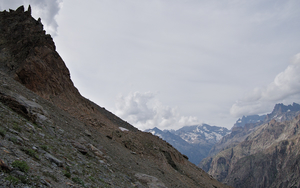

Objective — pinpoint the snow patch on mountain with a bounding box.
[145,124,230,165]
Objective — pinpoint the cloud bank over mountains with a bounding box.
[115,53,300,130]
[2,1,300,129]
[0,0,62,36]
[231,53,300,117]
[115,92,201,130]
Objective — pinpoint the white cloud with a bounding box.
[230,53,300,117]
[115,91,201,130]
[0,0,62,36]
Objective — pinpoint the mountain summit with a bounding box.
[233,115,266,128]
[0,6,230,187]
[146,124,230,165]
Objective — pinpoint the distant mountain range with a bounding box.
[146,102,300,187]
[207,102,300,157]
[199,102,300,188]
[146,124,230,165]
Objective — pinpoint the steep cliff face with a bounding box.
[0,6,230,188]
[200,112,300,187]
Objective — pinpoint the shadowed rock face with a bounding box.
[0,6,231,188]
[0,5,73,97]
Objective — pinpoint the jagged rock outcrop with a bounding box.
[199,104,300,188]
[233,114,266,128]
[0,4,134,133]
[0,6,230,188]
[264,102,300,123]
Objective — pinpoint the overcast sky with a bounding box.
[1,0,300,130]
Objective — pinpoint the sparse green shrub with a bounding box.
[64,166,71,178]
[10,136,18,143]
[23,148,39,160]
[99,178,106,183]
[12,124,21,132]
[89,176,95,182]
[64,171,71,178]
[25,148,35,156]
[0,128,6,137]
[33,122,43,129]
[72,177,85,187]
[19,175,29,184]
[40,145,48,151]
[11,160,29,173]
[5,175,19,185]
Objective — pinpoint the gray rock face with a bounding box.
[0,91,49,126]
[135,173,167,188]
[44,153,63,167]
[71,141,88,154]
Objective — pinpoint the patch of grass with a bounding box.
[19,175,29,184]
[40,145,49,151]
[33,122,43,129]
[10,136,18,144]
[31,175,41,183]
[0,128,6,137]
[64,166,71,178]
[11,160,29,173]
[64,171,71,178]
[5,175,19,186]
[23,148,39,160]
[12,124,21,132]
[72,177,85,187]
[99,178,106,183]
[89,176,95,182]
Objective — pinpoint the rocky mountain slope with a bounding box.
[146,124,230,165]
[205,103,300,158]
[0,6,231,188]
[199,103,300,188]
